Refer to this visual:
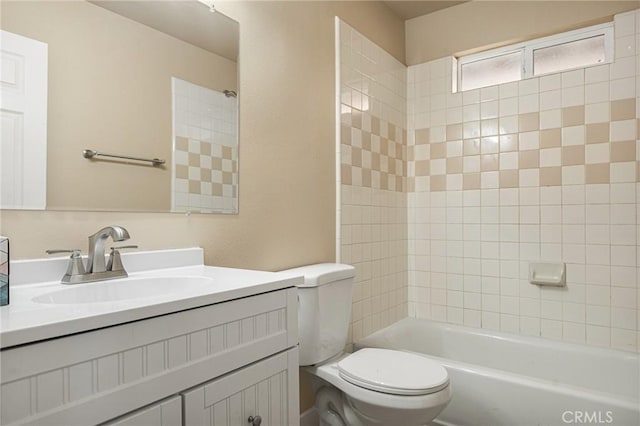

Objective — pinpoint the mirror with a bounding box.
[0,0,239,214]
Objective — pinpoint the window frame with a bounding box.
[456,22,614,92]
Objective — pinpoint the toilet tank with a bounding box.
[280,263,355,366]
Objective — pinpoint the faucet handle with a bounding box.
[46,249,86,276]
[106,245,138,272]
[111,245,138,251]
[46,249,82,256]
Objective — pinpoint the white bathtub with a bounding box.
[355,318,639,426]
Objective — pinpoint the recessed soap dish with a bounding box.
[529,262,566,287]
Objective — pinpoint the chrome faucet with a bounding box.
[46,225,137,284]
[86,226,130,273]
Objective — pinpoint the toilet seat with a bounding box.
[337,348,449,396]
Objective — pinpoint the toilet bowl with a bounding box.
[280,263,452,425]
[307,349,452,426]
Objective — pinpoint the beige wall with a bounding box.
[406,1,640,65]
[1,1,237,211]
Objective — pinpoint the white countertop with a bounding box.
[0,248,302,348]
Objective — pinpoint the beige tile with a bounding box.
[637,161,640,182]
[389,158,397,174]
[431,175,446,191]
[200,142,211,156]
[586,123,609,144]
[610,140,636,162]
[352,110,362,129]
[499,134,518,152]
[611,98,636,121]
[201,168,211,182]
[585,163,610,184]
[447,157,463,174]
[447,123,463,141]
[212,157,222,171]
[352,147,362,167]
[519,150,539,169]
[189,180,200,194]
[562,105,585,127]
[463,172,481,190]
[396,176,404,192]
[341,164,352,185]
[362,131,371,151]
[431,143,446,159]
[381,138,389,156]
[188,153,200,167]
[499,170,519,188]
[362,169,372,188]
[464,138,481,156]
[176,165,188,179]
[223,172,233,184]
[481,154,499,171]
[222,146,233,160]
[407,146,415,162]
[212,182,223,196]
[415,160,430,176]
[341,124,352,145]
[540,167,561,186]
[388,123,396,140]
[402,129,408,145]
[176,136,189,151]
[562,145,585,166]
[519,112,540,132]
[540,128,561,148]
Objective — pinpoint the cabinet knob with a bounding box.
[248,415,262,426]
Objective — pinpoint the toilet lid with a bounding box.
[337,348,449,396]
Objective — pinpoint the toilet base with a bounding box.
[305,355,451,426]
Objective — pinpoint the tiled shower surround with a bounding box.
[339,10,640,352]
[338,20,409,342]
[172,78,238,214]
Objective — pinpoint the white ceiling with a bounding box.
[382,1,467,20]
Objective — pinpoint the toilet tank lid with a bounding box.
[279,263,355,287]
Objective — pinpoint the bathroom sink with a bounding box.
[32,276,215,304]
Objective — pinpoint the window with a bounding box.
[456,22,613,92]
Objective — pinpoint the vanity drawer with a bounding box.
[0,287,298,426]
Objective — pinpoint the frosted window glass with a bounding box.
[460,51,522,91]
[533,35,605,76]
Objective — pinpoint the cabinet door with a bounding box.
[102,396,181,426]
[183,348,299,426]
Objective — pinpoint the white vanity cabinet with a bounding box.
[0,287,300,426]
[103,396,182,426]
[183,348,297,426]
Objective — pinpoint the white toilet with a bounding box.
[282,263,452,426]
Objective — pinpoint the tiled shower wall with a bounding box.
[407,10,640,352]
[172,78,238,214]
[337,19,408,343]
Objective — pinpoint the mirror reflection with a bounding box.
[0,0,239,214]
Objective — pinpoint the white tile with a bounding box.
[540,109,562,129]
[562,86,585,107]
[610,162,636,183]
[610,77,636,101]
[519,131,540,150]
[540,90,561,111]
[585,64,610,84]
[610,119,636,142]
[585,82,609,104]
[585,102,610,124]
[585,143,610,164]
[561,125,585,146]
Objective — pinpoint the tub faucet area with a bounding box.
[46,225,137,284]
